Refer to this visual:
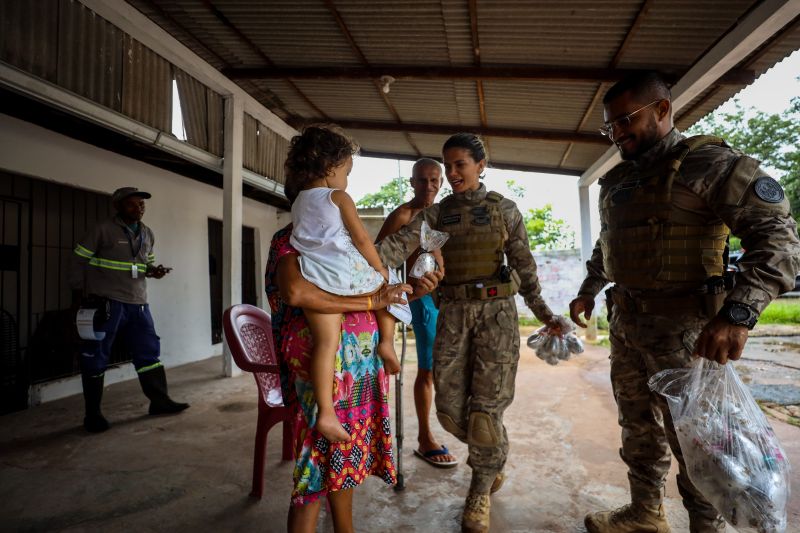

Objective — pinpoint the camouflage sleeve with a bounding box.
[705,155,800,314]
[503,200,554,322]
[577,239,610,298]
[376,205,439,268]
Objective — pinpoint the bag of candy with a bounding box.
[409,220,449,278]
[649,358,790,533]
[526,315,584,366]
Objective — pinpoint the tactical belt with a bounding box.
[609,287,709,315]
[439,279,518,301]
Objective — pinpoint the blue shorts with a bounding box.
[80,300,161,376]
[409,294,439,371]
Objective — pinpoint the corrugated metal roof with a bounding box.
[477,1,642,67]
[562,142,611,171]
[292,80,398,121]
[482,80,600,130]
[216,0,362,67]
[676,18,800,130]
[17,0,800,176]
[350,129,420,156]
[387,80,482,126]
[489,137,575,169]
[329,1,454,65]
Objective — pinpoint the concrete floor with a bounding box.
[2,339,799,533]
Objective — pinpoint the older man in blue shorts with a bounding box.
[377,158,457,467]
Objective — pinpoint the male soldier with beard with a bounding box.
[570,72,800,532]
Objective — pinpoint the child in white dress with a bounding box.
[285,125,408,443]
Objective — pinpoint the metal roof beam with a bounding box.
[322,0,421,157]
[221,65,755,85]
[335,120,607,144]
[198,0,327,121]
[579,0,800,187]
[468,0,491,158]
[560,0,655,168]
[359,150,583,176]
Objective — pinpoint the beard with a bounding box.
[618,118,662,161]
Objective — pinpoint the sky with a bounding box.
[345,49,800,248]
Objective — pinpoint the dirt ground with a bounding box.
[1,336,798,532]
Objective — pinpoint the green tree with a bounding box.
[506,179,575,250]
[524,204,576,250]
[505,179,526,198]
[356,177,410,209]
[687,96,800,220]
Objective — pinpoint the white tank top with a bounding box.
[289,187,384,296]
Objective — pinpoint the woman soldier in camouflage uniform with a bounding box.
[377,133,560,533]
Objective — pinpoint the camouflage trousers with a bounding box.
[433,296,519,494]
[607,287,725,531]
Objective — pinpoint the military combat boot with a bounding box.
[584,502,671,533]
[490,471,505,494]
[688,515,726,533]
[82,374,110,433]
[137,366,189,415]
[461,492,491,533]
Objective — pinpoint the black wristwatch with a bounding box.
[718,302,758,330]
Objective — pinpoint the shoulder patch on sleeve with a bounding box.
[486,191,504,202]
[713,155,760,206]
[753,176,785,203]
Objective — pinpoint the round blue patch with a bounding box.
[754,177,784,203]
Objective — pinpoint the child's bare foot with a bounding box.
[378,340,401,375]
[316,412,351,442]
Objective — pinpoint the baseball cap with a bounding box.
[112,187,152,203]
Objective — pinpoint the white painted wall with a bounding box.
[0,113,289,402]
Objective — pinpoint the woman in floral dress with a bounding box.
[266,223,439,532]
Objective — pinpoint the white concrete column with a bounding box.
[222,95,244,377]
[578,185,593,267]
[578,185,597,340]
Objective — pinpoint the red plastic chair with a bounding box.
[223,304,293,499]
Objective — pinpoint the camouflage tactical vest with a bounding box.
[599,135,731,290]
[438,191,507,284]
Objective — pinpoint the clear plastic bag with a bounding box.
[526,315,584,366]
[649,358,790,533]
[409,220,449,278]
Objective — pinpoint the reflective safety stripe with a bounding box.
[137,362,163,374]
[74,244,95,259]
[86,256,148,272]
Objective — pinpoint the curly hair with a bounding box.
[284,124,359,204]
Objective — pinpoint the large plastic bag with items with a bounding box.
[409,220,449,278]
[526,315,584,366]
[649,358,790,533]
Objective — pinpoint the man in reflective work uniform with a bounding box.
[378,134,559,532]
[71,187,189,433]
[569,72,800,533]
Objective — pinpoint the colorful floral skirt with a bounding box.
[283,310,396,506]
